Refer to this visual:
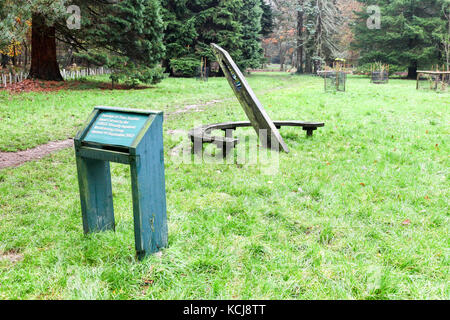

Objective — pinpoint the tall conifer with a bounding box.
[352,0,449,78]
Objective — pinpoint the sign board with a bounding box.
[211,43,289,153]
[74,106,168,260]
[83,111,151,147]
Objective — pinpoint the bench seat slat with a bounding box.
[188,120,325,148]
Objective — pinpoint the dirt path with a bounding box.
[165,98,232,118]
[164,80,298,118]
[0,139,74,170]
[0,250,24,264]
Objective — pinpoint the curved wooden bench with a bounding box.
[189,121,324,156]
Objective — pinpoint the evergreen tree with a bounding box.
[0,0,24,49]
[160,0,198,75]
[162,0,263,76]
[239,0,263,69]
[0,0,29,68]
[29,11,64,80]
[0,0,68,80]
[260,0,274,37]
[74,0,166,85]
[352,0,449,78]
[0,0,166,84]
[442,3,450,69]
[302,0,343,73]
[296,0,305,73]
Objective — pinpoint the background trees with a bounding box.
[1,0,448,81]
[161,0,244,76]
[263,0,297,71]
[161,0,268,77]
[239,0,264,69]
[439,1,450,69]
[263,0,448,76]
[302,0,343,73]
[1,0,72,80]
[74,0,166,85]
[0,0,166,83]
[1,0,269,80]
[264,0,347,73]
[260,0,275,37]
[352,0,450,78]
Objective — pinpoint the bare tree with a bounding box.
[443,4,450,70]
[296,0,304,73]
[269,0,297,71]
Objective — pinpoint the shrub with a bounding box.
[355,63,406,76]
[109,59,167,88]
[169,57,200,77]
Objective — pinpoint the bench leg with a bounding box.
[191,137,204,155]
[222,144,228,158]
[221,129,235,158]
[304,128,317,137]
[222,142,235,158]
[222,129,235,139]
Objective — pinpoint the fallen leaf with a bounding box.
[141,279,154,287]
[360,182,366,187]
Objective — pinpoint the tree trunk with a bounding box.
[161,58,171,75]
[291,51,295,70]
[407,63,417,79]
[28,13,63,81]
[1,54,9,68]
[11,46,16,66]
[23,42,28,68]
[279,45,285,71]
[296,1,304,74]
[305,51,312,73]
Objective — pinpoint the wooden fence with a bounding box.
[0,67,111,88]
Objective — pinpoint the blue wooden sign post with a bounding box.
[74,106,168,260]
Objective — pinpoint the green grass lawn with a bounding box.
[0,74,448,299]
[0,74,298,152]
